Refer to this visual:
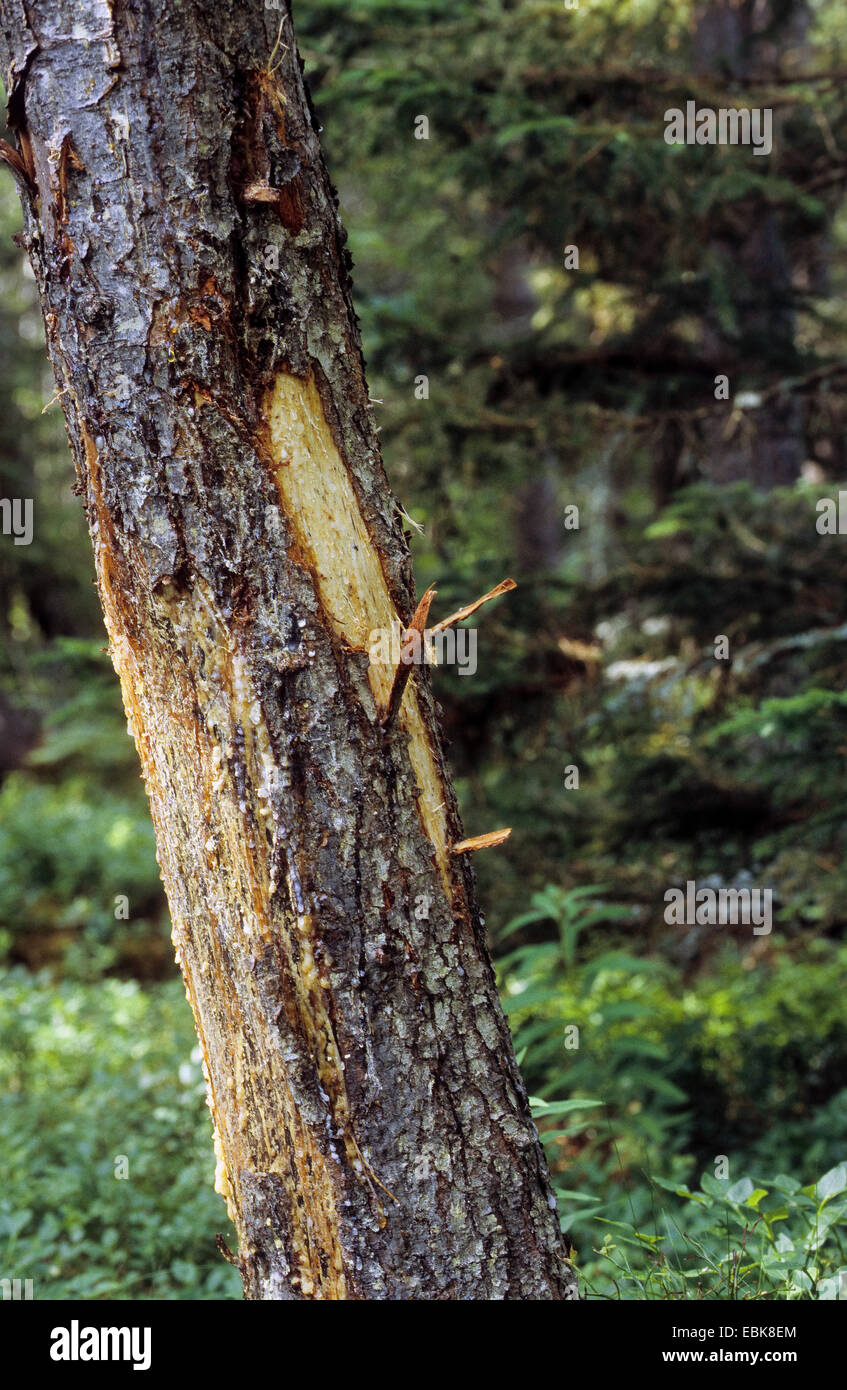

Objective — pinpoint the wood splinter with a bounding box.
[451,828,512,854]
[381,577,516,730]
[215,1233,244,1271]
[380,583,438,730]
[429,577,516,635]
[0,138,35,196]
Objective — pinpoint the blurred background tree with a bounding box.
[1,0,846,1298]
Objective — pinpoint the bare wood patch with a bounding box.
[265,370,453,894]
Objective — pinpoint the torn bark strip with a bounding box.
[381,583,437,730]
[452,828,513,854]
[0,138,35,195]
[430,577,517,634]
[381,577,517,728]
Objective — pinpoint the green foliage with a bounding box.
[509,888,847,1298]
[0,775,162,976]
[0,968,239,1299]
[0,640,165,977]
[581,1166,847,1300]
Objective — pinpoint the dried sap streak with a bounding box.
[266,369,453,898]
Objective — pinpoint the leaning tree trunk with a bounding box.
[0,0,576,1299]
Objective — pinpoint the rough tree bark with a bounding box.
[0,0,577,1299]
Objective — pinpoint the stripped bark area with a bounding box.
[0,0,577,1299]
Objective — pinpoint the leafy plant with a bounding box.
[0,968,240,1300]
[577,1165,847,1300]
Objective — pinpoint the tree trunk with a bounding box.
[0,0,576,1300]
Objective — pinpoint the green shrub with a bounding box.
[0,775,166,976]
[0,967,240,1300]
[508,887,847,1297]
[572,1164,847,1300]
